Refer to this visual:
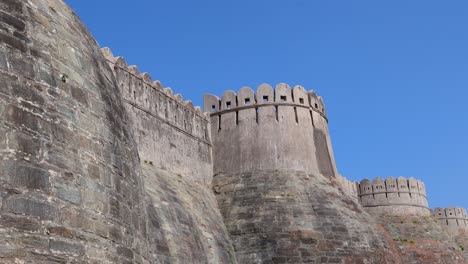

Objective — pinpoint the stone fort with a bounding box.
[0,0,466,263]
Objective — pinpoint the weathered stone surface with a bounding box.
[0,0,465,263]
[0,0,235,263]
[213,170,398,263]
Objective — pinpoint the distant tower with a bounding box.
[204,83,338,177]
[358,177,430,216]
[434,207,468,235]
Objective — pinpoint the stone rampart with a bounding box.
[101,48,212,183]
[358,177,430,216]
[336,174,359,199]
[434,207,468,235]
[204,83,338,177]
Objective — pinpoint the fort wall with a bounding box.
[0,1,236,262]
[434,207,468,235]
[358,177,430,216]
[102,48,212,183]
[335,174,359,199]
[204,83,337,177]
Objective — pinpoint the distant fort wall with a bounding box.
[336,174,359,199]
[434,207,468,235]
[204,83,338,177]
[358,177,430,216]
[101,48,213,183]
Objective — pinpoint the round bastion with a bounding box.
[358,177,430,216]
[434,207,468,235]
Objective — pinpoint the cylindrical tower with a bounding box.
[206,84,398,263]
[204,83,337,177]
[434,207,468,235]
[358,177,430,216]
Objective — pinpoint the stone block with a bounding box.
[7,131,41,156]
[3,161,49,191]
[0,11,25,31]
[0,51,7,70]
[55,184,81,205]
[9,56,35,80]
[0,214,41,231]
[70,85,88,107]
[0,31,26,53]
[47,226,77,239]
[49,239,84,256]
[5,104,39,131]
[3,196,56,219]
[117,246,133,260]
[0,0,22,13]
[37,63,57,87]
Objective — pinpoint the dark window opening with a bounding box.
[280,96,287,102]
[211,105,216,112]
[275,106,278,121]
[255,108,259,123]
[299,98,304,104]
[245,98,251,105]
[236,111,239,125]
[315,103,318,108]
[263,96,269,103]
[294,107,298,123]
[226,101,232,109]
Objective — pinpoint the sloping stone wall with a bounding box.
[0,1,234,263]
[212,169,398,263]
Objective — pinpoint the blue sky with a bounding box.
[65,0,467,209]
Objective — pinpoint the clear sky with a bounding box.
[64,0,467,209]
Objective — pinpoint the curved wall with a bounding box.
[358,177,430,216]
[434,207,468,235]
[204,83,337,177]
[208,85,399,263]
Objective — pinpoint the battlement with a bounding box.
[204,83,326,129]
[358,177,430,216]
[336,174,359,199]
[101,47,209,143]
[100,47,213,183]
[206,83,337,177]
[433,207,468,235]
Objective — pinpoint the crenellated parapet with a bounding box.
[336,174,359,199]
[434,207,468,235]
[101,47,210,144]
[100,47,213,183]
[204,83,327,127]
[358,177,430,216]
[204,83,338,177]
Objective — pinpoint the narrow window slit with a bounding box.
[218,115,222,131]
[294,107,298,123]
[255,108,259,124]
[309,110,315,128]
[315,103,318,108]
[236,111,239,125]
[275,106,278,121]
